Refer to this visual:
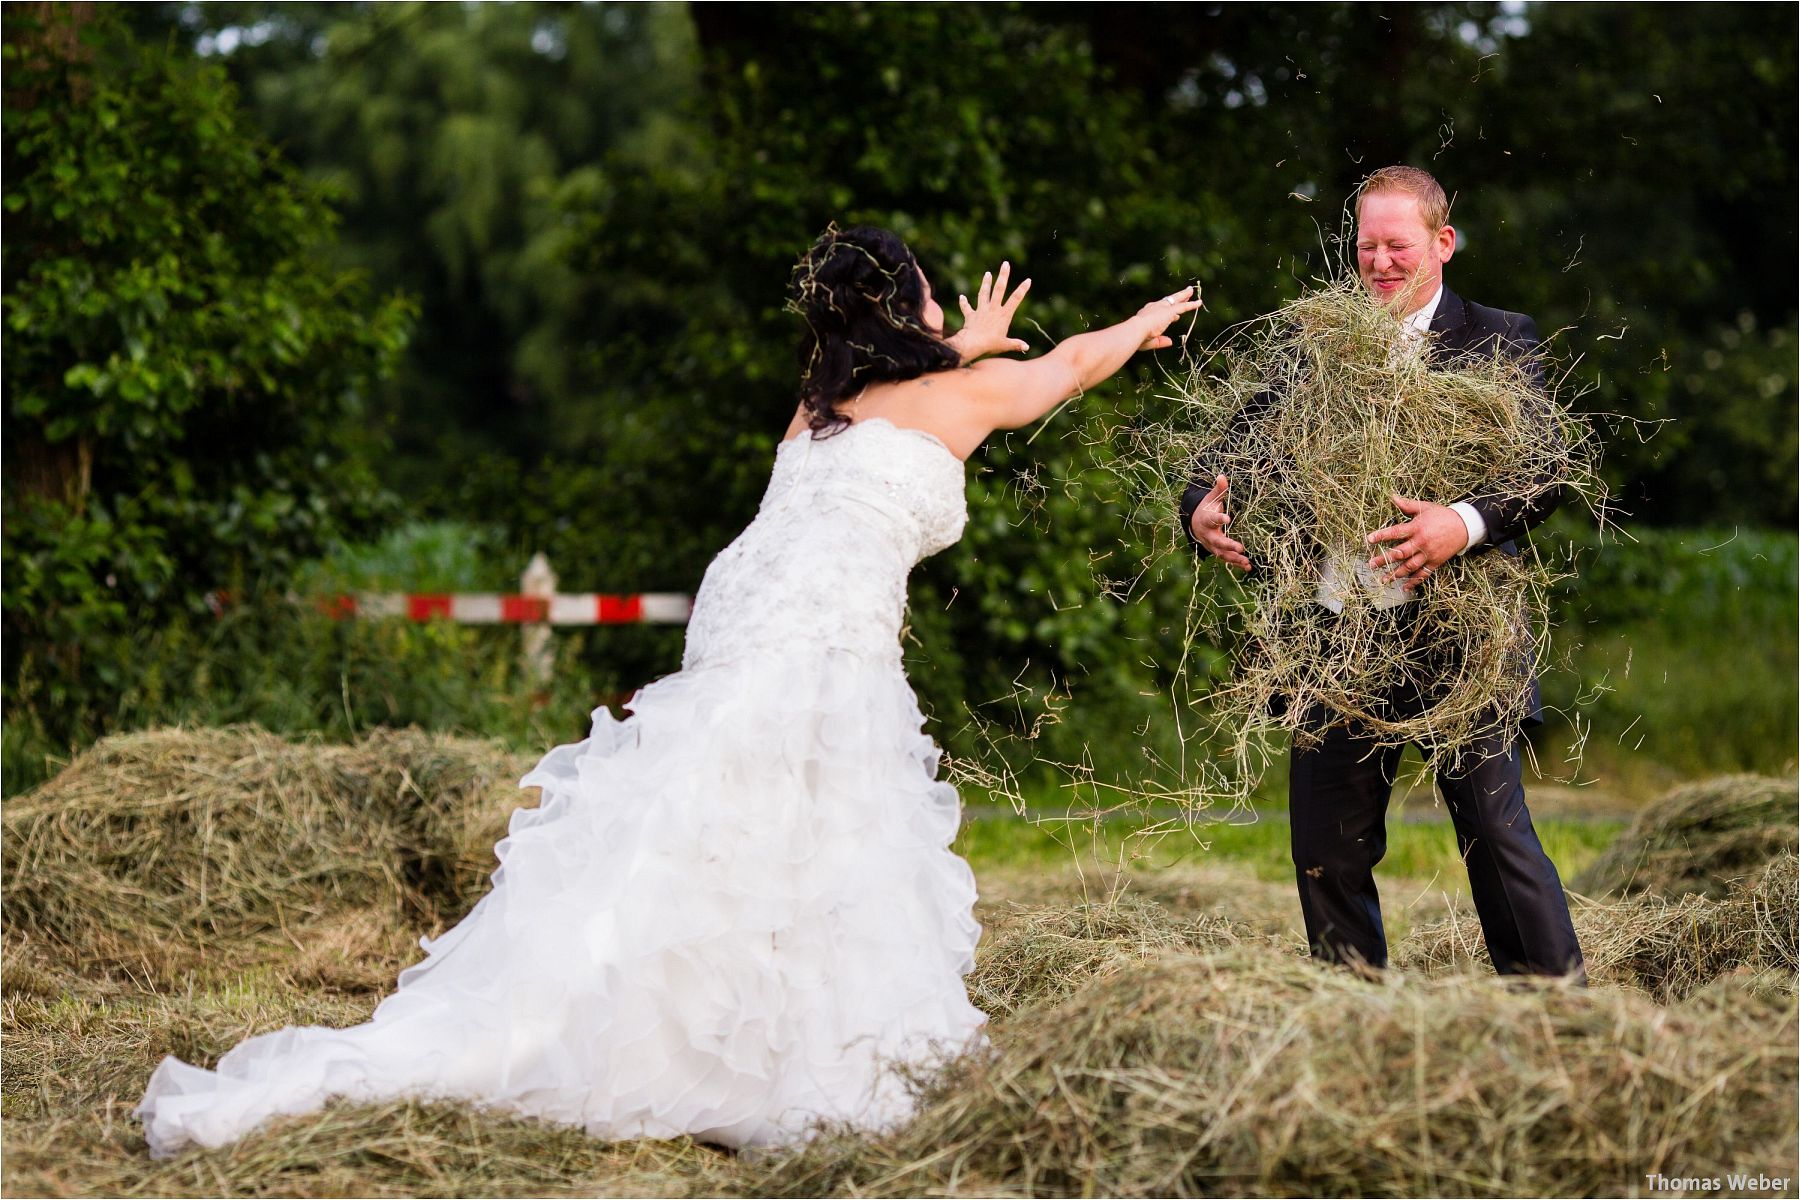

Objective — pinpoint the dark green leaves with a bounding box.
[2,10,413,766]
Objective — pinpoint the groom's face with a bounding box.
[1356,191,1456,316]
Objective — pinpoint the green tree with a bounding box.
[81,2,1796,788]
[127,1,705,496]
[548,0,1797,780]
[126,2,1796,534]
[1,8,413,759]
[1442,2,1798,526]
[524,4,1260,783]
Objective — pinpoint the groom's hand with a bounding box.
[1191,474,1251,570]
[1366,494,1468,589]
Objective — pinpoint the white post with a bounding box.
[521,552,557,688]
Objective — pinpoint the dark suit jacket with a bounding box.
[1176,284,1560,723]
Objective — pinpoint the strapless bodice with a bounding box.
[681,419,968,670]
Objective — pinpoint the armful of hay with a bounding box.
[1129,281,1605,805]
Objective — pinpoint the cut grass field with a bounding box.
[957,805,1624,882]
[3,728,1794,1198]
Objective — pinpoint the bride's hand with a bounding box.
[947,261,1031,363]
[1134,285,1203,350]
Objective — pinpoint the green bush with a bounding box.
[1552,519,1797,629]
[2,11,413,765]
[1538,521,1798,789]
[293,520,516,595]
[1,520,646,797]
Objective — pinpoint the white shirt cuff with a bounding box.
[1449,502,1487,555]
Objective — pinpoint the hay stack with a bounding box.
[1576,773,1798,900]
[1,725,530,981]
[752,951,1797,1198]
[1127,279,1601,805]
[1399,855,1798,1001]
[968,899,1280,1019]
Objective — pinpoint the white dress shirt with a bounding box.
[1402,283,1445,342]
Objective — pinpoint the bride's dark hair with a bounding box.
[786,224,961,435]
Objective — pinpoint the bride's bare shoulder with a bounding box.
[882,359,1022,407]
[960,356,1032,388]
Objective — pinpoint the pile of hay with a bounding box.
[1127,278,1601,804]
[3,970,729,1199]
[967,899,1281,1019]
[1575,773,1798,899]
[2,725,531,984]
[749,950,1796,1198]
[7,732,1794,1198]
[2,1097,733,1200]
[1400,853,1798,1000]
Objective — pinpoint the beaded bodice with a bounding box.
[681,419,969,670]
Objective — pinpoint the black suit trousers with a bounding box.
[1287,713,1585,978]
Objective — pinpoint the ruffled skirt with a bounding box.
[134,648,986,1157]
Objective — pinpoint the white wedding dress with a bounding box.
[135,417,987,1157]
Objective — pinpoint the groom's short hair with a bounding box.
[1356,166,1450,232]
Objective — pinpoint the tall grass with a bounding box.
[1538,523,1798,794]
[956,809,1623,887]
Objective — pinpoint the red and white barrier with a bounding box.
[211,554,684,684]
[313,592,691,625]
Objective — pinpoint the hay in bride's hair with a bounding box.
[1120,277,1605,806]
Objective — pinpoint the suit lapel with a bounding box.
[1429,285,1467,338]
[1426,286,1469,365]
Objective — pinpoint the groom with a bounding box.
[1180,165,1584,978]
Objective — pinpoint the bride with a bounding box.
[135,224,1201,1157]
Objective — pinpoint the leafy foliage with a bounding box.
[6,3,1794,792]
[1,10,412,763]
[124,0,706,494]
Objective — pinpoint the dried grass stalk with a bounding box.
[1126,279,1603,804]
[4,738,1793,1197]
[967,899,1279,1020]
[1400,854,1799,1001]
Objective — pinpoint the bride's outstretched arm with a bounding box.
[962,287,1202,432]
